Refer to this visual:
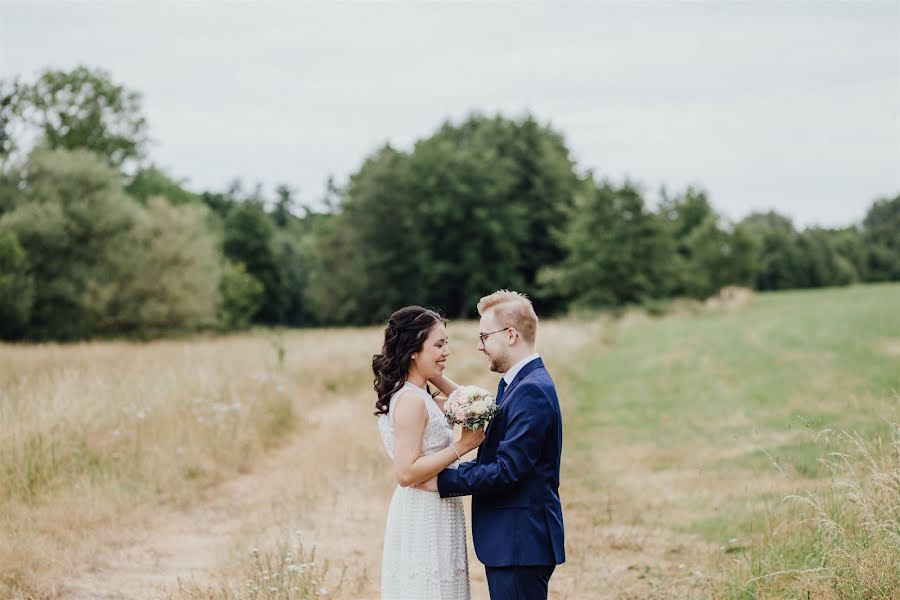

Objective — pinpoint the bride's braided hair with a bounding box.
[373,306,445,416]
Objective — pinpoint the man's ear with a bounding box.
[507,327,519,345]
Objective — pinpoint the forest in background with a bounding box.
[1,66,898,340]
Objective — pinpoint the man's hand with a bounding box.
[413,476,438,492]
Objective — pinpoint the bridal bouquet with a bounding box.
[443,385,499,431]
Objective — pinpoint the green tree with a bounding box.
[540,180,677,307]
[827,227,868,282]
[222,200,286,324]
[308,114,580,323]
[795,228,858,288]
[429,115,579,313]
[660,188,758,298]
[273,219,318,326]
[109,196,221,336]
[0,148,141,339]
[659,186,715,242]
[0,165,18,214]
[272,183,298,227]
[658,187,715,294]
[200,189,239,221]
[218,261,264,330]
[5,66,147,168]
[862,195,900,281]
[408,124,526,318]
[311,145,429,323]
[1,148,220,339]
[680,216,759,298]
[740,211,804,291]
[0,78,19,165]
[306,209,368,324]
[0,230,34,339]
[126,165,201,206]
[863,194,900,251]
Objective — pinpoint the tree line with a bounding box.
[1,66,897,340]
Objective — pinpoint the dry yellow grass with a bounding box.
[0,328,371,597]
[2,318,636,599]
[4,287,895,599]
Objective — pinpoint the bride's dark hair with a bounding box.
[373,306,446,416]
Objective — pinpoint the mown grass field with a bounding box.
[566,283,899,598]
[1,283,897,599]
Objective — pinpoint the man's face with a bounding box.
[477,309,511,374]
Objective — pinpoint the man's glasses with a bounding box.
[479,327,511,345]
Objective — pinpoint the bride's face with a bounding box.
[414,322,449,379]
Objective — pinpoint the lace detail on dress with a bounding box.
[377,382,470,599]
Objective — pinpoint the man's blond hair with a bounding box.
[477,290,538,344]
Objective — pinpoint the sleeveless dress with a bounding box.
[377,381,470,599]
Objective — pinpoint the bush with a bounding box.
[0,229,33,338]
[219,261,264,330]
[1,149,222,339]
[111,196,221,336]
[0,148,141,339]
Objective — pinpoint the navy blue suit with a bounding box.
[438,358,565,599]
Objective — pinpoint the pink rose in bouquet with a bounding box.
[443,385,499,431]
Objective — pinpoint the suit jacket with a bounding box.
[438,358,565,567]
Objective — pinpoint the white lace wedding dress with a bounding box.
[377,381,470,599]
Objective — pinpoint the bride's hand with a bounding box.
[413,476,438,492]
[458,426,486,454]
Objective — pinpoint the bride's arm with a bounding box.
[392,391,482,487]
[427,373,460,411]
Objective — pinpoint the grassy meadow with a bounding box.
[1,284,898,599]
[567,283,899,598]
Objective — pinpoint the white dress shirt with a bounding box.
[502,352,541,385]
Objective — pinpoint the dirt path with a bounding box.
[61,395,714,600]
[61,397,388,599]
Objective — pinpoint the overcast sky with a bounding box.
[2,1,898,227]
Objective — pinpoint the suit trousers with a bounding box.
[485,564,556,600]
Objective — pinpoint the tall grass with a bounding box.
[0,319,603,599]
[717,418,900,599]
[2,284,897,599]
[176,532,337,600]
[0,329,375,598]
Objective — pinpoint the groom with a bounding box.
[423,289,565,600]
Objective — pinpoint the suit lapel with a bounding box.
[499,357,544,408]
[479,357,544,460]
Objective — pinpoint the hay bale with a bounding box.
[704,286,753,311]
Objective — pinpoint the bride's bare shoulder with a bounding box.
[392,390,427,428]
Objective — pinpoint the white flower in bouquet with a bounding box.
[444,385,499,431]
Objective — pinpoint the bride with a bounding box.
[374,306,484,599]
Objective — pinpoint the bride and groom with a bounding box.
[375,290,565,600]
